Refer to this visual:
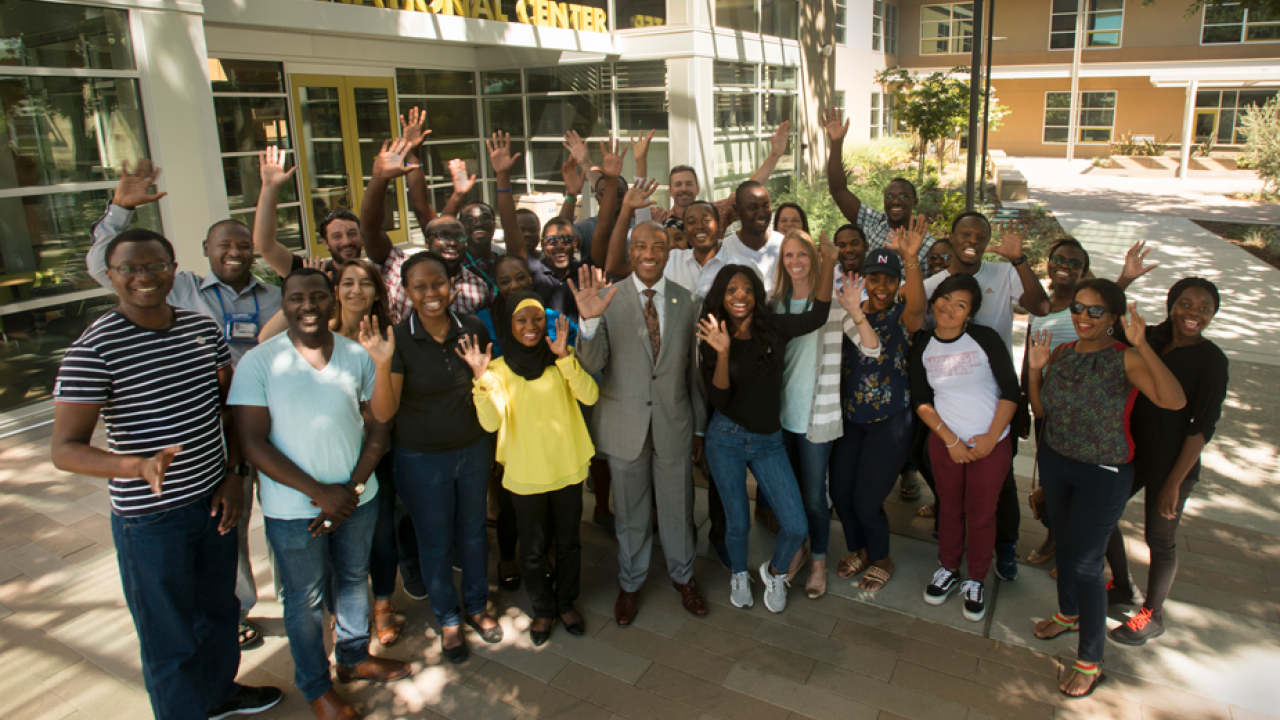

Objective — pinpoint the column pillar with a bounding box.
[1178,79,1199,181]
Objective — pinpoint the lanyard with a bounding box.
[464,251,497,293]
[213,285,261,317]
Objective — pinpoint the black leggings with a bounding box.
[512,483,582,619]
[1104,465,1197,618]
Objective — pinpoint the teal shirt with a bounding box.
[778,296,821,435]
[228,333,379,520]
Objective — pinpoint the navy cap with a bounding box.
[862,249,903,279]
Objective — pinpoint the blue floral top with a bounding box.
[842,303,911,424]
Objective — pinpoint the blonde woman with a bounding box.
[764,229,880,598]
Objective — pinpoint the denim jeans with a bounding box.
[370,449,400,600]
[265,499,378,702]
[111,496,242,720]
[395,435,495,627]
[705,412,807,574]
[781,430,833,559]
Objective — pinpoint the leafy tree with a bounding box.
[1240,95,1280,194]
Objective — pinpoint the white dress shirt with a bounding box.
[664,247,724,300]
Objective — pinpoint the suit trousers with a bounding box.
[609,427,696,591]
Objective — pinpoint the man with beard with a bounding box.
[823,109,936,266]
[87,159,282,652]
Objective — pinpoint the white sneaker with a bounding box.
[730,572,754,608]
[759,561,789,614]
[960,579,986,622]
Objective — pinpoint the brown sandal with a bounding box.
[916,504,936,518]
[837,553,868,579]
[859,564,893,592]
[374,605,404,647]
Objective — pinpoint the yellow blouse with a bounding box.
[473,351,598,495]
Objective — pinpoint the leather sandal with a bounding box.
[1034,613,1080,640]
[859,563,893,592]
[1060,661,1105,698]
[373,605,403,647]
[836,552,868,579]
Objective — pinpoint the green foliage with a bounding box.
[774,174,846,239]
[1109,133,1175,157]
[1091,155,1112,168]
[1142,135,1175,156]
[1198,135,1216,157]
[922,191,967,238]
[1240,95,1280,193]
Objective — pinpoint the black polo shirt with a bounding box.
[390,311,491,453]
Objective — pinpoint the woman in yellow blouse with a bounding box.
[458,290,598,646]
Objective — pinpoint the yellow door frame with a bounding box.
[1193,109,1219,143]
[288,74,407,258]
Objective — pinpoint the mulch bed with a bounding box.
[1190,219,1280,273]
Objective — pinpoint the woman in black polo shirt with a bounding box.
[362,250,502,664]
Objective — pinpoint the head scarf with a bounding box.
[500,291,557,381]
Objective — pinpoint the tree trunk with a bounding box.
[917,136,927,185]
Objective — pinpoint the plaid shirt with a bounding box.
[376,247,411,325]
[856,205,937,266]
[452,265,492,316]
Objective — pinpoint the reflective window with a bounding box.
[615,0,666,28]
[0,0,133,69]
[1202,1,1280,44]
[1043,90,1116,144]
[921,3,974,55]
[1050,0,1125,50]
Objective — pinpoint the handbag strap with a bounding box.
[1030,414,1045,491]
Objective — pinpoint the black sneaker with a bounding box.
[994,542,1018,581]
[1106,577,1141,606]
[1110,607,1164,645]
[924,567,960,605]
[401,563,428,601]
[960,579,986,622]
[208,686,283,720]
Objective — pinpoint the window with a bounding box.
[211,60,302,251]
[869,93,895,139]
[873,2,899,53]
[712,63,799,194]
[0,0,159,412]
[1202,2,1280,44]
[921,3,974,55]
[716,0,798,38]
[833,91,846,117]
[835,0,848,44]
[1043,90,1117,144]
[1049,0,1125,50]
[615,0,667,28]
[870,94,882,139]
[1195,89,1280,144]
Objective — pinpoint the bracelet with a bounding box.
[853,315,865,326]
[496,186,512,194]
[946,436,962,448]
[904,262,921,269]
[564,195,576,204]
[1011,255,1028,266]
[934,421,944,433]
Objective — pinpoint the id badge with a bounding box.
[225,311,260,344]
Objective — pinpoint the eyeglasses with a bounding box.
[428,231,465,242]
[1070,301,1109,319]
[463,214,494,225]
[542,235,575,247]
[883,193,913,202]
[1050,254,1085,270]
[930,253,953,263]
[109,262,173,276]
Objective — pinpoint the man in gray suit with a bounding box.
[573,221,709,624]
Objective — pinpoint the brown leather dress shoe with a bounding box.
[335,655,412,683]
[615,588,640,626]
[674,578,708,616]
[309,689,360,720]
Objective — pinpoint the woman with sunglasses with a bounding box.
[1026,279,1185,698]
[1106,278,1227,646]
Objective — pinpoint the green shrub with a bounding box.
[1240,95,1280,194]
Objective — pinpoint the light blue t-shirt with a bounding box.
[778,296,821,435]
[228,333,379,520]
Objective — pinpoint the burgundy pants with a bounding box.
[929,433,1014,580]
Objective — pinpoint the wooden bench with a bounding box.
[996,168,1027,202]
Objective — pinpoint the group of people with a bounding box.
[48,106,1230,720]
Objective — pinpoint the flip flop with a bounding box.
[1060,662,1106,698]
[1034,613,1079,640]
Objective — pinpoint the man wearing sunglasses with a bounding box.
[87,159,283,654]
[823,109,937,266]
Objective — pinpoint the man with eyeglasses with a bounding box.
[87,159,283,653]
[823,109,937,266]
[57,227,284,720]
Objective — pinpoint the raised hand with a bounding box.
[486,131,522,177]
[991,220,1027,262]
[650,205,671,224]
[562,129,591,167]
[696,315,731,354]
[1121,240,1159,283]
[1120,300,1148,348]
[887,214,928,261]
[769,121,791,158]
[113,159,167,210]
[448,158,476,195]
[547,315,571,358]
[562,157,586,196]
[373,137,420,180]
[139,445,181,496]
[259,146,296,188]
[567,265,619,320]
[630,129,655,161]
[1027,329,1053,370]
[623,177,660,211]
[822,108,850,143]
[836,272,866,320]
[818,231,839,266]
[593,138,627,179]
[455,333,492,379]
[358,315,395,365]
[399,106,432,149]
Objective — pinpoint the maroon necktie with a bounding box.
[642,289,661,360]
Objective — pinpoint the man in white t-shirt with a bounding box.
[922,212,1050,582]
[717,181,786,294]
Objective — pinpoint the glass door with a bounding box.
[1193,110,1218,143]
[290,75,408,257]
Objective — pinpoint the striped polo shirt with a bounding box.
[53,308,232,517]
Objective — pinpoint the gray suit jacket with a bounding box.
[577,280,707,462]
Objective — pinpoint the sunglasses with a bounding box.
[429,231,465,242]
[109,262,173,276]
[1050,254,1085,270]
[1070,301,1109,319]
[542,235,575,247]
[930,253,953,262]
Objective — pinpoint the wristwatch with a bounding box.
[351,481,367,496]
[229,463,251,477]
[1010,255,1028,266]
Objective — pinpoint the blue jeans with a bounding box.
[781,430,833,559]
[111,497,241,720]
[705,412,807,574]
[265,499,378,702]
[395,435,495,627]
